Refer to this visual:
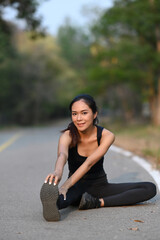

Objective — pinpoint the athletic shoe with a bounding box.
[79,192,101,210]
[40,182,60,221]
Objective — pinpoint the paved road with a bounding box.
[0,122,159,240]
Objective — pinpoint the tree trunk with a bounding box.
[149,79,160,125]
[153,78,160,125]
[152,23,160,125]
[155,24,160,125]
[148,0,160,125]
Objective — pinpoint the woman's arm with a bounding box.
[59,129,115,198]
[45,130,71,185]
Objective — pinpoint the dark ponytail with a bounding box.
[62,122,80,147]
[62,94,98,147]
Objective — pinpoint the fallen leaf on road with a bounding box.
[134,220,144,223]
[129,227,139,231]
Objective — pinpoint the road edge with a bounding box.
[110,145,160,191]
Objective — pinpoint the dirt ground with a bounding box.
[101,119,160,169]
[114,136,157,167]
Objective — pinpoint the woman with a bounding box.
[40,94,157,221]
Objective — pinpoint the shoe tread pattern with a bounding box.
[40,183,60,221]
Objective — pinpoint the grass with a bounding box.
[100,118,160,169]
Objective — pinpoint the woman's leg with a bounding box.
[79,180,157,209]
[100,181,157,207]
[57,182,85,209]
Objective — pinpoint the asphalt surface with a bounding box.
[0,121,159,240]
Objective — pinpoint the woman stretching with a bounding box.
[40,94,157,221]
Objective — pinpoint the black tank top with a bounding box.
[68,125,106,179]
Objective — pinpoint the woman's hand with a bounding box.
[59,185,68,200]
[45,170,62,185]
[59,178,72,200]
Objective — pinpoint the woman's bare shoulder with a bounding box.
[59,130,72,145]
[102,127,115,141]
[62,129,71,136]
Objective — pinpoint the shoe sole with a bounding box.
[40,183,60,221]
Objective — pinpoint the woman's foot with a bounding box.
[40,182,60,221]
[79,192,101,210]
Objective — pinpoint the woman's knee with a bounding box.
[145,182,157,198]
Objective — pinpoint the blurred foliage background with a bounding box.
[0,0,160,126]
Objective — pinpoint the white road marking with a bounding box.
[110,145,160,191]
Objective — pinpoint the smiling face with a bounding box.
[71,100,97,132]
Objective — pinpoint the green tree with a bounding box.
[10,31,79,124]
[0,0,47,124]
[57,19,92,91]
[0,29,79,125]
[0,1,81,125]
[90,0,160,125]
[0,0,45,34]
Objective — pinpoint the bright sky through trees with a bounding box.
[3,0,113,35]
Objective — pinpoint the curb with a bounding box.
[110,145,160,191]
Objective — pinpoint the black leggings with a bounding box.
[57,176,157,210]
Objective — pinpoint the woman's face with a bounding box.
[71,99,97,132]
